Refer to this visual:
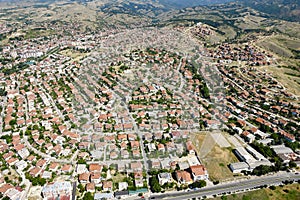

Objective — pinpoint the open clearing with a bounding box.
[211,132,231,148]
[257,65,300,97]
[201,144,240,181]
[211,183,300,200]
[227,135,243,148]
[59,49,89,61]
[191,132,241,181]
[111,173,126,183]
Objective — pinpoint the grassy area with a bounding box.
[23,29,56,39]
[210,183,300,200]
[201,145,240,181]
[257,35,300,58]
[111,173,127,183]
[59,49,89,61]
[257,65,300,97]
[191,132,241,182]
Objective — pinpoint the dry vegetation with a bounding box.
[191,132,241,182]
[201,145,240,181]
[257,65,300,97]
[257,35,300,58]
[59,49,90,61]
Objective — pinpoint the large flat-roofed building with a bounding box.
[229,162,250,173]
[231,145,272,173]
[248,160,272,170]
[271,145,294,155]
[245,145,267,161]
[234,147,255,162]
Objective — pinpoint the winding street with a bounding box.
[22,135,77,164]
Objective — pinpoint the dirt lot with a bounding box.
[59,49,89,61]
[201,145,240,181]
[191,132,242,182]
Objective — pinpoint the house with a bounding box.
[78,173,90,183]
[90,172,102,184]
[147,143,156,152]
[61,164,72,174]
[42,181,72,200]
[166,142,176,152]
[151,159,161,169]
[102,181,113,191]
[42,171,52,179]
[131,162,143,171]
[130,141,140,150]
[86,183,95,192]
[241,131,255,143]
[0,184,14,197]
[176,170,193,184]
[110,151,118,159]
[157,143,165,152]
[189,165,208,181]
[117,163,126,173]
[121,150,130,159]
[29,167,42,177]
[89,163,102,173]
[158,173,172,185]
[117,134,127,142]
[132,150,141,158]
[76,164,88,174]
[134,171,144,187]
[36,159,47,168]
[186,141,196,155]
[128,133,137,141]
[15,160,27,171]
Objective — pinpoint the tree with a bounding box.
[189,180,206,189]
[150,176,161,193]
[83,192,93,200]
[221,195,227,200]
[77,158,86,165]
[251,165,274,176]
[289,161,297,168]
[78,183,85,193]
[269,185,276,190]
[9,119,17,126]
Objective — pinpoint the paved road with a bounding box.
[23,136,75,164]
[17,169,31,200]
[150,172,300,200]
[72,181,77,200]
[247,103,300,126]
[38,82,70,128]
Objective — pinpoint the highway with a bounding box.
[150,172,300,200]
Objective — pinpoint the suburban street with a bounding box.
[150,172,300,200]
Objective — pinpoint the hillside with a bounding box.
[239,0,300,22]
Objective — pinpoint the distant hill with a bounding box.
[0,0,234,8]
[238,0,300,22]
[158,0,234,8]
